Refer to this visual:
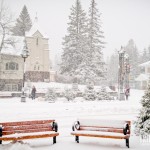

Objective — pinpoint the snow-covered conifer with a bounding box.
[60,0,88,80]
[97,86,114,100]
[86,0,105,81]
[12,5,32,36]
[84,81,96,101]
[64,88,75,101]
[45,88,56,102]
[135,81,150,136]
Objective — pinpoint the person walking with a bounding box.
[125,88,130,100]
[31,86,36,100]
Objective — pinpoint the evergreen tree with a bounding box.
[96,86,114,100]
[135,81,150,136]
[86,0,105,81]
[60,0,88,80]
[64,88,75,101]
[84,81,96,100]
[76,0,106,83]
[61,0,105,83]
[107,52,119,85]
[124,39,140,82]
[140,47,150,63]
[45,88,56,102]
[12,5,32,36]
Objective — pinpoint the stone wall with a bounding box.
[25,71,50,82]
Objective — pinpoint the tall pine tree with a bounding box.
[135,80,150,136]
[124,39,140,83]
[60,0,105,84]
[12,5,32,36]
[87,0,105,81]
[60,0,88,81]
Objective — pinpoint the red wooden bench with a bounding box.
[71,118,131,148]
[0,119,59,144]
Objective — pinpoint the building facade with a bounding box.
[0,54,23,91]
[0,20,55,91]
[135,61,150,90]
[25,30,51,82]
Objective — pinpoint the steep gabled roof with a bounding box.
[26,17,48,38]
[135,74,149,81]
[139,61,150,67]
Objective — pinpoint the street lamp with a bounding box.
[21,38,29,102]
[118,46,125,100]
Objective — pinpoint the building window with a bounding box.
[34,63,40,71]
[36,38,38,45]
[5,84,18,91]
[5,62,19,70]
[34,65,36,70]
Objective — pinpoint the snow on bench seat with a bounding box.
[71,130,130,139]
[71,118,131,148]
[0,119,59,144]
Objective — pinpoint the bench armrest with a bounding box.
[52,122,58,132]
[0,125,2,137]
[72,121,80,131]
[123,123,130,135]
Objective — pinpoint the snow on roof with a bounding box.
[26,18,48,38]
[139,61,150,67]
[1,36,24,56]
[135,74,149,81]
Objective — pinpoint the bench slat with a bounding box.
[3,124,52,131]
[2,128,53,135]
[79,127,124,133]
[0,133,59,141]
[71,132,129,139]
[0,120,54,126]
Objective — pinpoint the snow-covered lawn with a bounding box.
[0,89,149,150]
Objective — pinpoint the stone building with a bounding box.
[0,54,23,91]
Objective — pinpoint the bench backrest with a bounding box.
[76,119,131,134]
[0,120,55,135]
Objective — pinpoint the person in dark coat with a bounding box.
[125,88,130,100]
[31,86,36,100]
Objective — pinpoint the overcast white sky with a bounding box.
[3,0,150,62]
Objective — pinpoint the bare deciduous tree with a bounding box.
[0,0,15,53]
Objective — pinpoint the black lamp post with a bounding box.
[21,39,29,102]
[118,46,125,100]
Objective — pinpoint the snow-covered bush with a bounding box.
[64,88,75,101]
[96,86,114,100]
[45,88,56,102]
[84,82,96,101]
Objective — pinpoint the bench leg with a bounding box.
[53,136,56,144]
[126,139,129,148]
[75,136,79,143]
[0,126,2,144]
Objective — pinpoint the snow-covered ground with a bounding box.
[0,88,149,150]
